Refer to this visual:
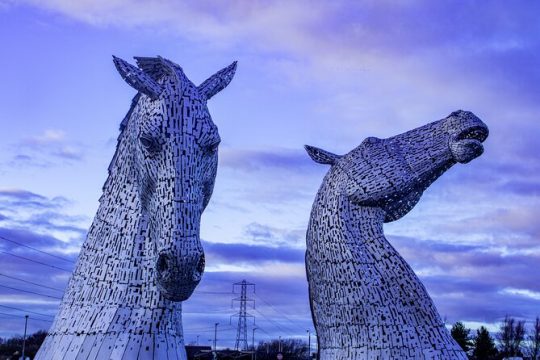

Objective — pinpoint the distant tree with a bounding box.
[472,326,498,360]
[255,338,308,360]
[526,316,540,360]
[451,321,472,352]
[498,315,525,357]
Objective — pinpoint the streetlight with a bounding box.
[213,323,219,351]
[251,327,258,360]
[21,315,28,360]
[307,330,311,360]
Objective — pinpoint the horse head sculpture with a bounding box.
[305,110,488,359]
[306,110,488,222]
[113,56,236,301]
[36,56,236,359]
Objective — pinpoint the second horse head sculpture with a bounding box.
[305,110,488,359]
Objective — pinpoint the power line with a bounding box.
[0,273,64,293]
[253,293,310,334]
[184,326,236,333]
[253,324,272,337]
[0,304,55,318]
[0,284,62,300]
[0,250,72,272]
[252,308,301,336]
[0,312,53,324]
[195,291,234,295]
[0,235,75,264]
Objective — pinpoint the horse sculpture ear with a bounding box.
[198,61,237,101]
[113,56,163,100]
[305,145,342,165]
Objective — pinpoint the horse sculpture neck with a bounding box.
[305,110,488,360]
[307,180,464,359]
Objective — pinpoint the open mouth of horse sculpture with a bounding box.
[450,123,489,163]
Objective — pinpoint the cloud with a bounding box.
[220,147,314,173]
[208,148,326,212]
[0,226,75,337]
[9,129,85,167]
[501,288,540,301]
[0,188,86,246]
[498,179,540,197]
[0,189,69,208]
[204,240,304,265]
[14,0,539,104]
[388,235,540,324]
[242,222,304,248]
[23,129,66,145]
[0,189,86,337]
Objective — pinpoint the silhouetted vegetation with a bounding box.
[253,338,310,360]
[0,330,47,359]
[472,326,498,360]
[498,315,526,358]
[525,316,540,360]
[451,321,473,352]
[448,316,540,360]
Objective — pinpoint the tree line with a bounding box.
[1,316,538,360]
[0,330,47,359]
[451,316,540,359]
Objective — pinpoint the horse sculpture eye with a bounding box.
[205,142,219,155]
[140,135,160,154]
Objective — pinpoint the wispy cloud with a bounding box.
[0,188,87,245]
[204,239,304,266]
[501,288,540,301]
[389,235,540,324]
[242,222,304,248]
[23,129,66,145]
[8,129,85,167]
[220,147,314,173]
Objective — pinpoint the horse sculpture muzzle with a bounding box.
[447,112,489,164]
[155,242,205,301]
[153,194,207,302]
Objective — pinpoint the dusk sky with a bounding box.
[0,0,539,350]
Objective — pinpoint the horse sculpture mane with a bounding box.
[305,110,488,359]
[36,56,236,359]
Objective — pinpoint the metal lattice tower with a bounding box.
[231,280,255,351]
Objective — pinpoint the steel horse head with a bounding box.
[113,56,236,301]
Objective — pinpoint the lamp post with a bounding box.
[251,327,258,360]
[214,323,219,351]
[21,315,28,360]
[307,330,311,359]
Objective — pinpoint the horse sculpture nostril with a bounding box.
[157,254,169,274]
[196,254,205,274]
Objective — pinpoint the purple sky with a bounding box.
[0,0,539,348]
